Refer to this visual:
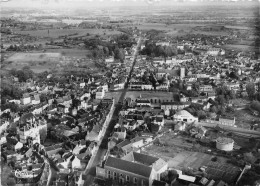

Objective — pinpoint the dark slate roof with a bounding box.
[105,156,152,178]
[116,139,131,148]
[132,152,158,166]
[136,99,150,103]
[152,180,168,186]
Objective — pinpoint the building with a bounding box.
[199,85,213,92]
[156,41,170,47]
[18,114,47,144]
[173,110,198,124]
[105,57,114,64]
[112,82,125,91]
[136,98,151,107]
[151,115,165,126]
[161,102,190,111]
[174,121,186,131]
[96,88,105,99]
[219,117,235,127]
[114,126,127,140]
[21,93,31,105]
[180,67,185,79]
[0,120,10,134]
[31,94,40,105]
[225,82,240,92]
[96,152,168,186]
[207,48,220,56]
[216,137,234,151]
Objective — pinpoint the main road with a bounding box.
[84,36,142,185]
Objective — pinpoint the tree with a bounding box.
[196,110,207,120]
[1,102,19,113]
[229,89,236,99]
[246,82,256,100]
[103,47,109,57]
[251,101,260,113]
[229,71,239,79]
[209,105,218,113]
[216,95,226,105]
[40,94,48,102]
[226,106,234,113]
[93,48,105,59]
[255,92,260,101]
[9,68,17,76]
[114,48,125,62]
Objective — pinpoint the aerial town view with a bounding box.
[0,0,260,186]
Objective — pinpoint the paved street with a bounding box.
[84,36,142,185]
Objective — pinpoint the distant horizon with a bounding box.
[1,0,259,9]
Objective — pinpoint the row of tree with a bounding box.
[140,42,177,57]
[6,44,43,51]
[9,66,34,82]
[84,38,126,62]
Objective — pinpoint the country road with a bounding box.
[83,36,142,186]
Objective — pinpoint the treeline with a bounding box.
[1,66,35,109]
[1,82,23,103]
[84,34,134,62]
[9,66,34,82]
[6,44,43,51]
[140,42,177,58]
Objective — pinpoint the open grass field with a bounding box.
[3,52,62,73]
[44,48,91,57]
[191,30,230,36]
[224,25,253,30]
[2,48,94,72]
[223,108,260,129]
[14,28,122,38]
[5,52,62,62]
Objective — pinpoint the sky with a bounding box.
[0,0,259,9]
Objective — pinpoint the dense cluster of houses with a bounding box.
[1,71,117,185]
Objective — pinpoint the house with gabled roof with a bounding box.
[173,110,198,124]
[21,93,31,105]
[85,124,102,142]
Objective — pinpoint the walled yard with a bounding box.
[125,91,174,101]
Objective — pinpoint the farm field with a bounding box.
[14,28,122,38]
[2,49,94,72]
[3,52,62,73]
[223,44,254,52]
[122,23,205,32]
[224,25,253,30]
[4,52,62,62]
[191,30,230,36]
[44,48,91,57]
